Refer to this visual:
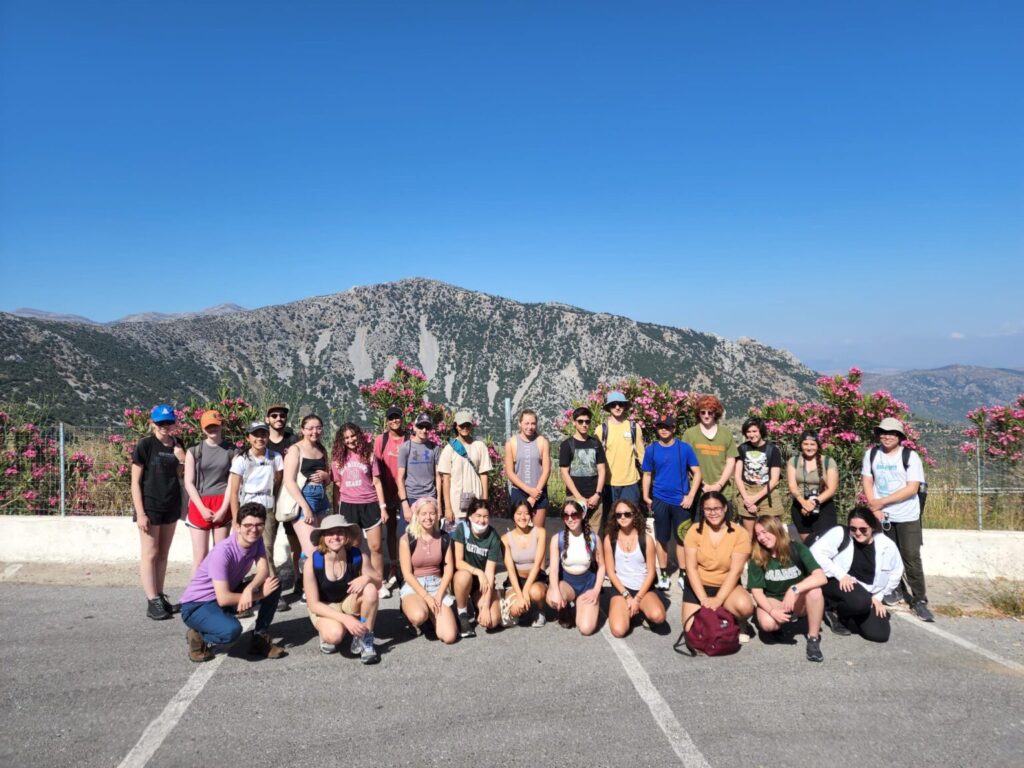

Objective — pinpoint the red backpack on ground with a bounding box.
[674,606,741,657]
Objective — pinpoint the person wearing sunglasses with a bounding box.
[397,413,442,529]
[180,502,285,662]
[681,395,738,504]
[604,500,666,637]
[131,404,187,621]
[262,404,303,603]
[862,418,933,622]
[558,406,607,535]
[810,508,904,643]
[546,499,605,635]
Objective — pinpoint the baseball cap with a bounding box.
[200,411,223,429]
[414,412,433,427]
[385,406,403,420]
[150,404,175,423]
[266,404,289,416]
[655,415,676,428]
[246,421,270,434]
[454,410,474,426]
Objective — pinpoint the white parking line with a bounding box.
[0,563,23,580]
[116,617,255,768]
[893,612,1024,674]
[602,627,711,768]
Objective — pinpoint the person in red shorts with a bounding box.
[183,410,236,578]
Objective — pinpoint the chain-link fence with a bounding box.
[921,439,1024,530]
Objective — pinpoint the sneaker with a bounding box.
[360,633,380,665]
[825,609,852,636]
[248,631,287,659]
[147,597,172,621]
[737,619,755,644]
[350,633,364,655]
[299,592,307,605]
[806,635,824,662]
[407,623,423,638]
[236,607,254,619]
[677,575,687,593]
[531,611,547,628]
[383,573,399,591]
[378,584,392,600]
[186,629,213,663]
[458,611,476,638]
[159,593,180,615]
[912,600,935,623]
[276,597,291,612]
[319,641,337,654]
[882,586,905,607]
[656,574,670,591]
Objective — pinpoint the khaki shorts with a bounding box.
[308,593,360,629]
[738,483,781,519]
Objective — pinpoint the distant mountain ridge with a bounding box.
[11,303,247,326]
[0,279,818,430]
[861,365,1024,424]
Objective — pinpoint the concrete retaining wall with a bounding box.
[0,516,1021,580]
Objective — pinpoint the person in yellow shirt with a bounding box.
[598,391,646,514]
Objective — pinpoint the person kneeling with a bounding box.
[399,498,458,644]
[180,502,285,662]
[546,500,605,636]
[305,514,381,664]
[810,508,904,643]
[748,515,827,662]
[452,500,503,637]
[604,500,667,637]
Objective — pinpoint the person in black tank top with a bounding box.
[304,514,382,664]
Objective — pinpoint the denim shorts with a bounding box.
[399,574,454,606]
[302,484,331,517]
[561,569,597,596]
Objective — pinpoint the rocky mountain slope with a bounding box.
[0,279,819,431]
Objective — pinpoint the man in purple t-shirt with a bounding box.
[180,502,286,662]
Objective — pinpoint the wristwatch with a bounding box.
[621,589,630,599]
[790,585,799,595]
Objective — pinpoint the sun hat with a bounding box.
[246,421,270,434]
[200,410,223,429]
[874,417,907,439]
[310,514,361,545]
[603,391,629,410]
[414,412,434,427]
[453,410,474,426]
[150,404,175,423]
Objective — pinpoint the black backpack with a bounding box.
[868,445,928,514]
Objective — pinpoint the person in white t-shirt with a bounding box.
[861,417,933,622]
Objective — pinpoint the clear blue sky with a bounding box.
[1,1,1021,370]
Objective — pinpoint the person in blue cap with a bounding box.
[131,404,187,620]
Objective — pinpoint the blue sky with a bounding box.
[1,1,1021,370]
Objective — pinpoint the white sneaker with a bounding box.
[350,633,363,655]
[378,584,392,600]
[677,575,687,592]
[656,575,670,591]
[532,612,547,628]
[319,641,337,654]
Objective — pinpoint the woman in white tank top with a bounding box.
[604,500,667,637]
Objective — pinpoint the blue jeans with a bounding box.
[181,581,280,644]
[604,483,641,512]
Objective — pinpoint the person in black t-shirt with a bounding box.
[263,404,302,603]
[131,404,187,621]
[559,406,607,535]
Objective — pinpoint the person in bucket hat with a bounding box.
[598,391,646,516]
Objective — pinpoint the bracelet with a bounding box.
[399,498,408,503]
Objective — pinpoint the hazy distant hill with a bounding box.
[1,279,818,430]
[862,365,1024,424]
[12,303,247,326]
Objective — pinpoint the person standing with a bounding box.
[734,417,783,535]
[504,409,551,528]
[331,423,388,592]
[861,417,933,622]
[183,410,235,578]
[558,406,607,535]
[641,415,701,590]
[263,403,304,608]
[374,406,407,596]
[598,391,646,511]
[787,431,839,542]
[681,395,738,503]
[437,410,492,525]
[397,412,442,527]
[132,404,187,620]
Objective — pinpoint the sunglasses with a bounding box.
[609,403,626,409]
[699,410,716,416]
[849,525,873,534]
[614,511,633,519]
[154,421,176,428]
[575,418,591,424]
[387,416,402,422]
[267,412,287,419]
[562,511,582,519]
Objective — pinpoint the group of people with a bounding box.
[130,392,933,666]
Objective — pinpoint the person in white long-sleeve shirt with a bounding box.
[810,507,903,643]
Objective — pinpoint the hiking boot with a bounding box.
[882,586,905,607]
[825,609,851,636]
[360,633,380,665]
[159,593,180,615]
[911,600,935,622]
[458,611,476,638]
[186,629,214,663]
[806,635,824,663]
[248,631,286,659]
[147,597,172,621]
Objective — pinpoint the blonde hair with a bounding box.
[751,515,793,568]
[407,497,439,540]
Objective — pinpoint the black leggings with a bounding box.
[823,578,891,643]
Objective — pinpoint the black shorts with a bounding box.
[503,570,548,590]
[339,501,382,531]
[791,499,837,537]
[682,581,720,605]
[135,507,179,526]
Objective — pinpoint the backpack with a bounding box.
[558,529,599,571]
[601,420,642,475]
[611,525,647,561]
[674,606,740,657]
[868,445,928,514]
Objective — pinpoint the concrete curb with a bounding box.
[1,516,1022,579]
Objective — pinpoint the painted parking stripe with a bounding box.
[0,563,23,580]
[602,627,711,768]
[893,612,1024,674]
[116,617,255,768]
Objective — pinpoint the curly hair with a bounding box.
[751,515,792,568]
[331,422,372,469]
[606,499,643,550]
[694,395,724,420]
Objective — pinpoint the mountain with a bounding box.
[0,279,819,430]
[861,365,1024,424]
[10,303,247,325]
[11,308,100,325]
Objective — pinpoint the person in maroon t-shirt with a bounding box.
[374,406,407,596]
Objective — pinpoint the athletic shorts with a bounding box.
[509,487,550,511]
[503,570,548,590]
[399,574,455,606]
[682,581,720,605]
[651,497,693,544]
[186,494,229,530]
[561,569,597,596]
[309,594,360,629]
[135,507,179,526]
[340,501,382,531]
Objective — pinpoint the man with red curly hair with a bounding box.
[681,395,738,505]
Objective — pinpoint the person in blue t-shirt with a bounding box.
[641,415,701,591]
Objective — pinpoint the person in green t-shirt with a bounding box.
[681,395,739,501]
[748,515,827,662]
[452,499,503,637]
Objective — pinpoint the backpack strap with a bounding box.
[901,446,911,471]
[601,422,608,446]
[407,530,417,559]
[869,445,880,478]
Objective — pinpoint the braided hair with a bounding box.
[797,430,825,493]
[559,499,595,564]
[695,490,734,534]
